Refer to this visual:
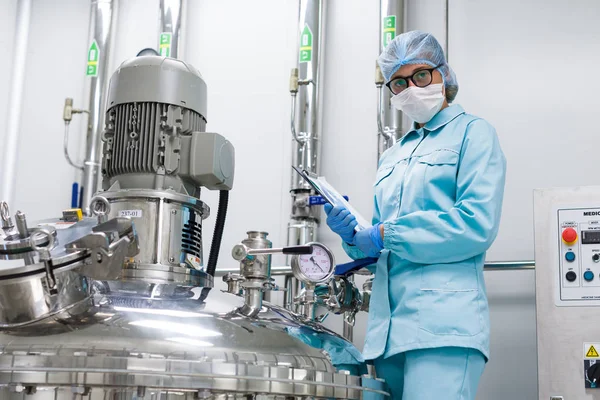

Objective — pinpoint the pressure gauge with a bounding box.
[291,242,335,284]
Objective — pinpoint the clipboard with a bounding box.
[292,166,370,230]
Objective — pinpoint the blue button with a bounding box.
[565,251,576,262]
[585,271,595,282]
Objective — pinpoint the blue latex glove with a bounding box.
[352,223,384,258]
[324,203,357,243]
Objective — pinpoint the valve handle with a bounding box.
[232,244,314,261]
[282,245,313,255]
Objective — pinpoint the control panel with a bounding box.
[558,208,600,304]
[535,188,600,399]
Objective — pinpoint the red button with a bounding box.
[562,227,578,243]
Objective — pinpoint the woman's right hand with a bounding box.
[324,204,357,243]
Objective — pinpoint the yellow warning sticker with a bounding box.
[584,343,600,359]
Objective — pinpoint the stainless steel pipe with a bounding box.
[285,0,326,318]
[290,0,324,190]
[81,0,117,215]
[215,261,536,276]
[377,0,405,160]
[159,0,183,58]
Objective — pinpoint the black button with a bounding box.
[566,271,577,282]
[593,254,600,262]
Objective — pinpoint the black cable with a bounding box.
[206,190,229,276]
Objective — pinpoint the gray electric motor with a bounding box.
[102,56,234,193]
[95,56,235,285]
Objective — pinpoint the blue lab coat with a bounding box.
[343,104,506,361]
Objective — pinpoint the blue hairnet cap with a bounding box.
[378,30,459,102]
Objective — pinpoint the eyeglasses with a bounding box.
[385,65,441,95]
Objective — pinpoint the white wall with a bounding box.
[0,0,18,196]
[449,1,600,398]
[9,0,90,219]
[182,0,298,276]
[2,1,600,399]
[452,0,600,263]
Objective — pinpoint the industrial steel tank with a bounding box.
[0,57,388,399]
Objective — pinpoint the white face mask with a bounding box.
[390,83,445,124]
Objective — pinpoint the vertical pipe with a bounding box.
[159,0,183,59]
[80,0,117,215]
[287,0,325,312]
[291,0,323,189]
[1,0,32,205]
[444,0,450,62]
[377,0,405,160]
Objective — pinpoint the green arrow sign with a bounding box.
[159,32,172,57]
[299,24,313,63]
[382,16,396,48]
[86,40,99,77]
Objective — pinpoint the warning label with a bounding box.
[584,343,600,359]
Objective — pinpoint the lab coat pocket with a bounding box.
[416,149,460,207]
[417,149,459,166]
[374,164,395,186]
[374,159,407,218]
[418,263,482,336]
[418,289,482,336]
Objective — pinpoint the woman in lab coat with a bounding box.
[324,31,506,399]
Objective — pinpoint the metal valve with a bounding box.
[232,232,313,318]
[232,244,313,261]
[315,276,363,326]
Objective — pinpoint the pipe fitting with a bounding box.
[63,98,74,122]
[289,68,299,93]
[375,63,385,85]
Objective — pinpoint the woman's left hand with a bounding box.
[353,223,384,258]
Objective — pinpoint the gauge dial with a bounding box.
[291,242,335,284]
